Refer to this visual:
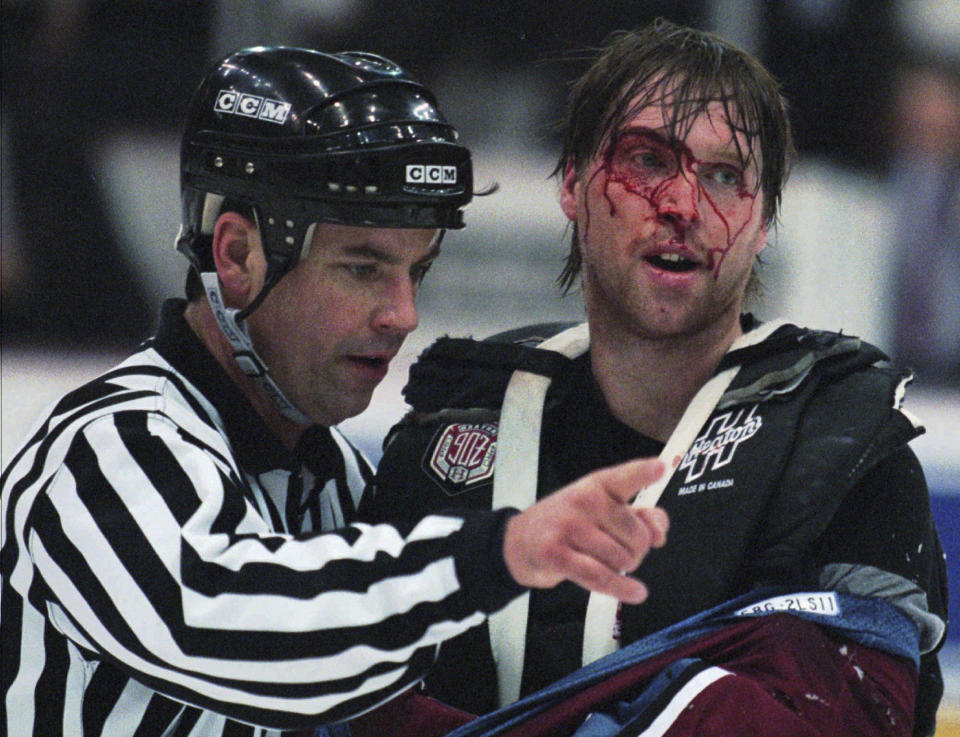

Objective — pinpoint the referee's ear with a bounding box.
[211,212,267,309]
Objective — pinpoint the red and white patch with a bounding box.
[424,423,497,494]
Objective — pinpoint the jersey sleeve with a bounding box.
[811,444,948,737]
[18,409,521,728]
[417,607,920,737]
[812,444,947,655]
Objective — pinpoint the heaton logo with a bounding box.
[405,164,458,185]
[678,404,762,483]
[214,90,291,124]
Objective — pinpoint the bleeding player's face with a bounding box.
[247,223,438,426]
[561,99,767,340]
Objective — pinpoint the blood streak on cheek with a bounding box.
[697,185,757,279]
[580,154,660,248]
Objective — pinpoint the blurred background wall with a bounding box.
[2,0,958,729]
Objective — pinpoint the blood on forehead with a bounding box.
[608,77,763,170]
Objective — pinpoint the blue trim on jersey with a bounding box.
[443,587,919,737]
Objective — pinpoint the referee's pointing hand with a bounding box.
[502,458,669,604]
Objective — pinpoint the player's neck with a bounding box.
[589,314,743,442]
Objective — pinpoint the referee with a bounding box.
[1,47,668,737]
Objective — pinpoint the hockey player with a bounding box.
[1,47,669,737]
[368,20,948,737]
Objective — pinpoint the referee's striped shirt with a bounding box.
[2,300,521,737]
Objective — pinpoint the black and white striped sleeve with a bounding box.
[10,398,521,728]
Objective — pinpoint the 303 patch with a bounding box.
[423,423,497,495]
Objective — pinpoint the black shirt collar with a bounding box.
[545,352,663,486]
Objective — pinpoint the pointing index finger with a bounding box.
[599,458,666,504]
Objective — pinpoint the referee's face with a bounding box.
[247,223,440,426]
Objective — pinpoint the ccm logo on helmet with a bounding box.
[406,164,457,185]
[214,90,291,124]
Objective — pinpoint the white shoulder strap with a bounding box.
[581,318,788,665]
[488,323,589,707]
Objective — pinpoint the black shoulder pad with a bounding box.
[752,364,923,575]
[719,324,892,407]
[403,332,575,413]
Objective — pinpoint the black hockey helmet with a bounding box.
[176,46,472,289]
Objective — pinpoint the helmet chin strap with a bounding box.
[200,271,312,425]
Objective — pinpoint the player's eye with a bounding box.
[632,149,668,170]
[702,165,743,189]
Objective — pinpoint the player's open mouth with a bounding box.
[646,253,698,272]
